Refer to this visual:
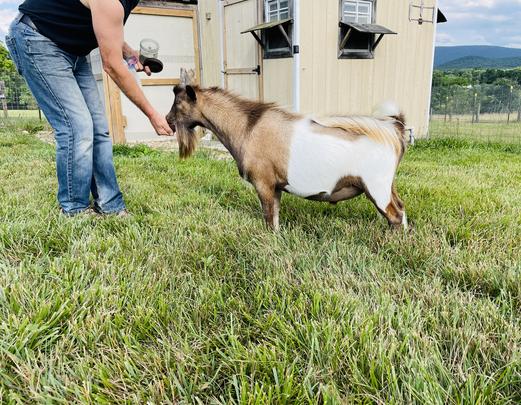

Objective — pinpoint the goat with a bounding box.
[166,85,408,231]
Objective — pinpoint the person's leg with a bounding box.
[7,18,94,214]
[74,57,126,214]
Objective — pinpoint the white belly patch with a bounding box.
[285,120,397,204]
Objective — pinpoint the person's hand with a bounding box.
[125,47,151,76]
[135,56,152,76]
[149,110,174,136]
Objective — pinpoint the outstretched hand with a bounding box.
[149,110,174,136]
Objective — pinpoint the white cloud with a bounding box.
[436,32,456,45]
[437,0,521,47]
[459,0,497,7]
[0,8,16,38]
[0,1,18,40]
[446,11,510,22]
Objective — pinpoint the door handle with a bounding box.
[252,65,261,75]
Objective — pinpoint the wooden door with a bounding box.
[223,0,262,100]
[120,6,200,142]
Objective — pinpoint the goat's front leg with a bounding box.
[254,181,279,231]
[273,189,282,231]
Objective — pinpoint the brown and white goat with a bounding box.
[166,85,408,230]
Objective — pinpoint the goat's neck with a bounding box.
[198,96,250,161]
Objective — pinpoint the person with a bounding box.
[5,0,174,216]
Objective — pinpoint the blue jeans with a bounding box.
[5,15,125,214]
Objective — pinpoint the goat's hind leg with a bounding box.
[385,189,407,230]
[391,186,407,229]
[364,180,407,230]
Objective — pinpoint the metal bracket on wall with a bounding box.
[277,24,292,48]
[409,1,436,25]
[338,22,396,53]
[339,27,353,51]
[241,18,293,50]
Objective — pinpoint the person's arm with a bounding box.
[89,0,173,136]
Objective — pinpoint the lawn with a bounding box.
[5,109,41,117]
[430,117,521,144]
[1,109,42,121]
[0,128,520,403]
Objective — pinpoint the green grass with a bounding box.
[0,115,46,135]
[0,129,520,404]
[430,118,521,144]
[1,109,42,119]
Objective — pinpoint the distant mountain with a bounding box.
[434,46,521,68]
[438,55,521,70]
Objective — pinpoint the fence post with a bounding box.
[1,99,7,119]
[0,81,7,118]
[473,92,480,123]
[507,85,513,124]
[477,95,481,123]
[516,89,521,122]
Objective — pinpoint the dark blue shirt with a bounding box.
[19,0,140,56]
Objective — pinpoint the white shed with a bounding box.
[93,0,445,143]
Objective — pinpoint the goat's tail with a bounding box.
[373,101,407,158]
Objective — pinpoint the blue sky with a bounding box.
[0,0,520,48]
[0,1,19,40]
[437,0,521,47]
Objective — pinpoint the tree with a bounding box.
[0,42,16,76]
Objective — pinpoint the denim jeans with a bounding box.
[5,15,125,214]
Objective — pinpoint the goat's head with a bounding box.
[166,84,203,159]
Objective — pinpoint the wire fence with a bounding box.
[429,84,521,143]
[2,71,521,144]
[0,73,43,126]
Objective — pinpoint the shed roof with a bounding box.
[339,22,397,35]
[241,18,292,34]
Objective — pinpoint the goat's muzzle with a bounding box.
[165,115,176,133]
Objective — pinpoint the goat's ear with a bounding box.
[174,85,183,95]
[186,85,197,102]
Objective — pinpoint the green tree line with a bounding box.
[433,68,521,87]
[432,68,521,122]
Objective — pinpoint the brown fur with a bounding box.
[391,113,407,160]
[241,99,276,131]
[312,115,406,156]
[307,175,365,203]
[391,113,407,132]
[166,83,407,231]
[309,121,359,141]
[385,187,405,227]
[167,85,299,182]
[330,175,365,203]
